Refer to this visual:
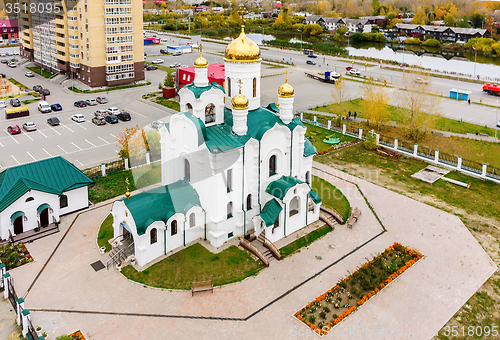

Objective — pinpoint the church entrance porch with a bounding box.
[106,231,135,270]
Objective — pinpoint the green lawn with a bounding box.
[88,170,136,203]
[311,176,351,222]
[8,78,29,91]
[121,243,265,289]
[152,97,180,111]
[304,122,356,153]
[280,225,332,258]
[27,66,56,79]
[97,214,114,252]
[134,162,161,188]
[68,81,151,93]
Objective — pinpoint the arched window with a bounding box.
[189,213,195,228]
[227,201,233,219]
[184,159,190,181]
[186,103,193,114]
[25,197,34,202]
[171,220,177,236]
[253,77,256,97]
[246,194,252,210]
[305,171,310,184]
[269,155,277,176]
[227,77,231,96]
[290,196,300,217]
[150,228,157,244]
[205,103,215,123]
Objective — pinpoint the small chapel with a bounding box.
[111,14,321,267]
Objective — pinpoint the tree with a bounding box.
[387,18,401,30]
[470,13,485,28]
[361,77,390,132]
[164,70,175,87]
[396,71,441,143]
[330,78,348,119]
[455,16,471,28]
[303,24,323,36]
[411,9,426,25]
[116,125,150,160]
[443,13,455,27]
[336,26,347,36]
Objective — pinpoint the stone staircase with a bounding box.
[256,233,274,263]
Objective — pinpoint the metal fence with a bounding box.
[398,140,413,153]
[83,159,125,179]
[486,166,500,180]
[439,152,459,167]
[417,145,435,159]
[378,134,393,146]
[129,154,147,168]
[461,158,483,174]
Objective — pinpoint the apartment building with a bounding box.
[19,0,144,87]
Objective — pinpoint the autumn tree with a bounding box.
[116,125,150,160]
[330,77,348,119]
[361,77,390,132]
[396,71,441,143]
[443,13,455,27]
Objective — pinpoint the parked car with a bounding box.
[92,116,106,125]
[1,59,8,64]
[348,68,361,76]
[169,62,181,68]
[497,120,500,128]
[0,52,5,57]
[33,85,43,92]
[0,100,6,109]
[25,71,34,77]
[47,117,60,126]
[6,51,13,56]
[22,122,37,131]
[415,77,428,84]
[307,54,317,58]
[151,59,164,64]
[151,120,165,130]
[146,65,158,71]
[71,114,86,123]
[50,103,62,111]
[105,114,119,124]
[0,73,6,78]
[7,62,16,68]
[345,66,354,71]
[85,98,97,106]
[107,107,120,115]
[39,88,50,96]
[96,96,107,104]
[38,101,51,113]
[7,125,21,134]
[160,49,168,54]
[74,100,87,107]
[13,51,19,55]
[94,109,108,117]
[306,60,316,65]
[173,50,182,56]
[117,111,131,121]
[10,98,21,107]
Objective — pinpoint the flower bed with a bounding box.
[70,330,86,340]
[294,243,423,336]
[0,243,33,269]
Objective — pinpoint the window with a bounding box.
[184,159,190,181]
[246,194,252,210]
[269,155,277,176]
[60,195,68,208]
[227,77,231,96]
[150,228,157,244]
[253,77,256,97]
[227,169,232,192]
[305,171,310,184]
[25,197,34,202]
[227,201,233,219]
[189,213,195,228]
[228,232,234,238]
[171,220,177,236]
[290,196,299,217]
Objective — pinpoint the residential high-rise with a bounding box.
[19,0,144,87]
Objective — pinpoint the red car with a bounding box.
[7,125,21,134]
[346,66,354,71]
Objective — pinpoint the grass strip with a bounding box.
[68,81,152,93]
[311,176,350,221]
[97,214,114,252]
[280,225,332,258]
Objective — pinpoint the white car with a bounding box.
[22,122,37,131]
[0,52,5,57]
[25,71,34,77]
[0,100,6,109]
[170,62,181,68]
[94,109,108,117]
[85,98,97,106]
[13,51,19,55]
[107,107,120,115]
[151,59,164,64]
[6,51,13,56]
[497,120,500,128]
[151,120,165,130]
[348,68,361,76]
[71,114,86,123]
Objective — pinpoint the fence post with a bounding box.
[342,123,346,135]
[457,156,462,170]
[0,263,5,290]
[413,144,418,156]
[300,112,303,120]
[482,163,487,179]
[327,120,331,129]
[394,138,398,150]
[101,163,106,177]
[146,152,151,165]
[21,309,30,337]
[313,115,317,122]
[16,298,24,326]
[434,150,439,164]
[3,272,10,299]
[376,133,380,144]
[358,128,363,139]
[125,158,129,170]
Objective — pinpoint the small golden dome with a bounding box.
[194,48,208,68]
[125,191,130,200]
[224,28,260,63]
[278,81,294,98]
[232,89,248,110]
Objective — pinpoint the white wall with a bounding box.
[224,60,261,110]
[60,186,89,216]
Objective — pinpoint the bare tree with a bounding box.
[362,77,390,132]
[330,77,348,119]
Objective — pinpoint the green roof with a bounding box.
[183,81,225,99]
[266,103,279,113]
[11,211,25,221]
[304,137,317,157]
[0,157,93,213]
[260,198,283,226]
[266,176,305,200]
[309,190,321,204]
[205,124,249,154]
[123,179,200,235]
[37,203,50,214]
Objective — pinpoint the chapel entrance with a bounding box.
[13,216,23,235]
[40,208,49,227]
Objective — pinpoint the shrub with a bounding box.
[363,133,379,150]
[308,315,317,324]
[422,38,440,47]
[406,37,421,45]
[323,306,330,313]
[320,311,326,319]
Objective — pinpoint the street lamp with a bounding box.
[297,29,303,50]
[473,46,477,79]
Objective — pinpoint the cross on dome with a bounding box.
[238,5,247,26]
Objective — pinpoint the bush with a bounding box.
[320,311,326,319]
[56,336,72,340]
[308,315,317,324]
[363,133,379,150]
[405,37,421,45]
[422,38,440,47]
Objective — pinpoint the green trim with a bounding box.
[0,263,5,269]
[22,309,30,316]
[266,176,305,200]
[3,272,10,278]
[37,203,50,214]
[183,81,225,99]
[309,190,322,204]
[10,211,25,221]
[16,298,24,303]
[304,137,317,157]
[260,198,283,227]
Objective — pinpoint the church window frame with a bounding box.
[150,228,157,244]
[227,201,233,219]
[246,194,252,210]
[171,220,177,236]
[227,169,232,192]
[189,213,195,228]
[269,155,277,177]
[253,77,256,98]
[184,159,190,181]
[227,77,231,97]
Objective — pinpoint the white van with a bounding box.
[38,101,51,113]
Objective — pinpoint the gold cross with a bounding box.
[285,70,289,82]
[237,79,243,93]
[199,43,203,57]
[238,5,247,25]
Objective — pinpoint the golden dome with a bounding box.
[194,47,208,68]
[232,89,248,110]
[224,28,260,63]
[278,80,294,98]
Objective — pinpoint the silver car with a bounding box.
[22,122,37,131]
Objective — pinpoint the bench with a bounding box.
[191,280,213,296]
[347,207,361,228]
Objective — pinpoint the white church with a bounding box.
[111,18,321,267]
